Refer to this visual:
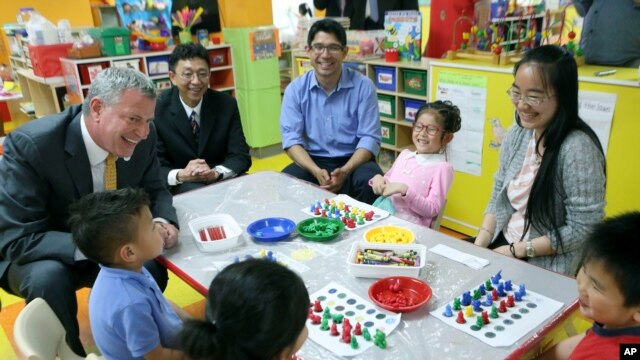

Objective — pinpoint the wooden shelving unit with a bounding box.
[363,58,429,171]
[60,44,236,105]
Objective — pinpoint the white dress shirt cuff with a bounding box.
[215,165,236,180]
[168,169,182,185]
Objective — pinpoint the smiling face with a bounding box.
[512,64,559,137]
[307,31,348,88]
[169,57,210,107]
[412,111,451,154]
[88,89,155,158]
[577,261,640,329]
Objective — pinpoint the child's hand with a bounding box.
[382,182,408,197]
[370,175,387,195]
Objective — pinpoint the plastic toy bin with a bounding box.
[402,69,427,96]
[377,94,395,118]
[374,66,396,91]
[381,121,395,145]
[89,27,131,56]
[403,98,426,122]
[28,43,73,77]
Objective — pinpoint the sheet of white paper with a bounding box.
[307,282,401,357]
[578,90,617,155]
[429,244,490,270]
[432,282,564,347]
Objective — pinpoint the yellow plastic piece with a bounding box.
[364,225,415,244]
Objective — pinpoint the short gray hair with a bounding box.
[82,67,156,117]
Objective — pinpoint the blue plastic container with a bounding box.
[403,98,426,122]
[374,66,396,91]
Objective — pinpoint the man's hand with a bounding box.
[313,168,332,187]
[321,167,349,193]
[177,159,218,183]
[156,222,179,249]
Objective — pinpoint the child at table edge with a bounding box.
[69,188,191,360]
[369,100,462,228]
[179,258,310,360]
[542,212,640,360]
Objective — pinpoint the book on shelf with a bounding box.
[383,11,422,61]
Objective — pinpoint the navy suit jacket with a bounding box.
[314,0,418,30]
[154,87,251,184]
[0,106,177,279]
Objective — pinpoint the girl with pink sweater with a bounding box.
[370,100,461,228]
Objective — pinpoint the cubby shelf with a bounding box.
[60,44,236,105]
[363,58,429,171]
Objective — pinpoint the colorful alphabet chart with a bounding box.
[301,194,390,231]
[431,271,564,347]
[307,282,401,357]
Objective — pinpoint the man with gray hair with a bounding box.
[0,67,178,356]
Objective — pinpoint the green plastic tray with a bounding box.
[296,217,345,242]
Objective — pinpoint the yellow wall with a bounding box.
[219,0,273,28]
[0,1,93,27]
[430,60,640,235]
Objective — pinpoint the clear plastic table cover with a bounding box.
[163,171,578,359]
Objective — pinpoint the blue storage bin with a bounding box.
[374,66,396,91]
[403,98,426,122]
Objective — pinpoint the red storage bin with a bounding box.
[28,43,73,77]
[79,62,110,85]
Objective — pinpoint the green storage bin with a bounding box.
[402,69,427,96]
[89,27,131,56]
[381,121,395,145]
[378,94,395,119]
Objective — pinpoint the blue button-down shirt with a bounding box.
[280,65,381,158]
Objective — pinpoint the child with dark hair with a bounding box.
[369,100,462,228]
[544,212,640,359]
[69,188,189,360]
[180,259,310,360]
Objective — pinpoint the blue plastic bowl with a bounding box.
[246,217,296,242]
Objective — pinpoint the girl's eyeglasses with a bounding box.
[412,123,441,135]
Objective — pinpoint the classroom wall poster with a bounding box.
[249,28,281,61]
[577,90,616,155]
[436,72,488,176]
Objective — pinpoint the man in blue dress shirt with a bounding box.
[280,18,382,204]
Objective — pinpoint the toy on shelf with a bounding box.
[116,0,172,50]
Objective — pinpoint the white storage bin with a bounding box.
[188,214,242,252]
[347,241,427,278]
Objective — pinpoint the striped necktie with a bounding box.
[190,111,200,144]
[104,153,117,191]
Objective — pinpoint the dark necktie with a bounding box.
[190,111,200,144]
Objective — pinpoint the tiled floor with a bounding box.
[0,152,468,358]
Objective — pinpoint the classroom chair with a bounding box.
[13,297,103,360]
[431,199,447,231]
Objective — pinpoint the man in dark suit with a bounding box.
[0,68,179,356]
[314,0,419,30]
[155,43,251,194]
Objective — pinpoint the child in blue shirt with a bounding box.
[180,259,310,360]
[69,188,189,360]
[544,212,640,359]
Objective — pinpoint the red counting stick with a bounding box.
[220,226,226,238]
[207,226,217,240]
[199,229,208,242]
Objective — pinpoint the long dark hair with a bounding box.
[180,259,309,360]
[514,45,605,252]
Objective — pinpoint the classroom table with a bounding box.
[161,171,579,360]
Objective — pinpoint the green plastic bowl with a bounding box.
[296,217,345,242]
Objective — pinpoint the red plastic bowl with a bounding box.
[368,276,432,313]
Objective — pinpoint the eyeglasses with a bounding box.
[412,123,442,136]
[506,87,554,107]
[178,71,210,82]
[309,43,345,54]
